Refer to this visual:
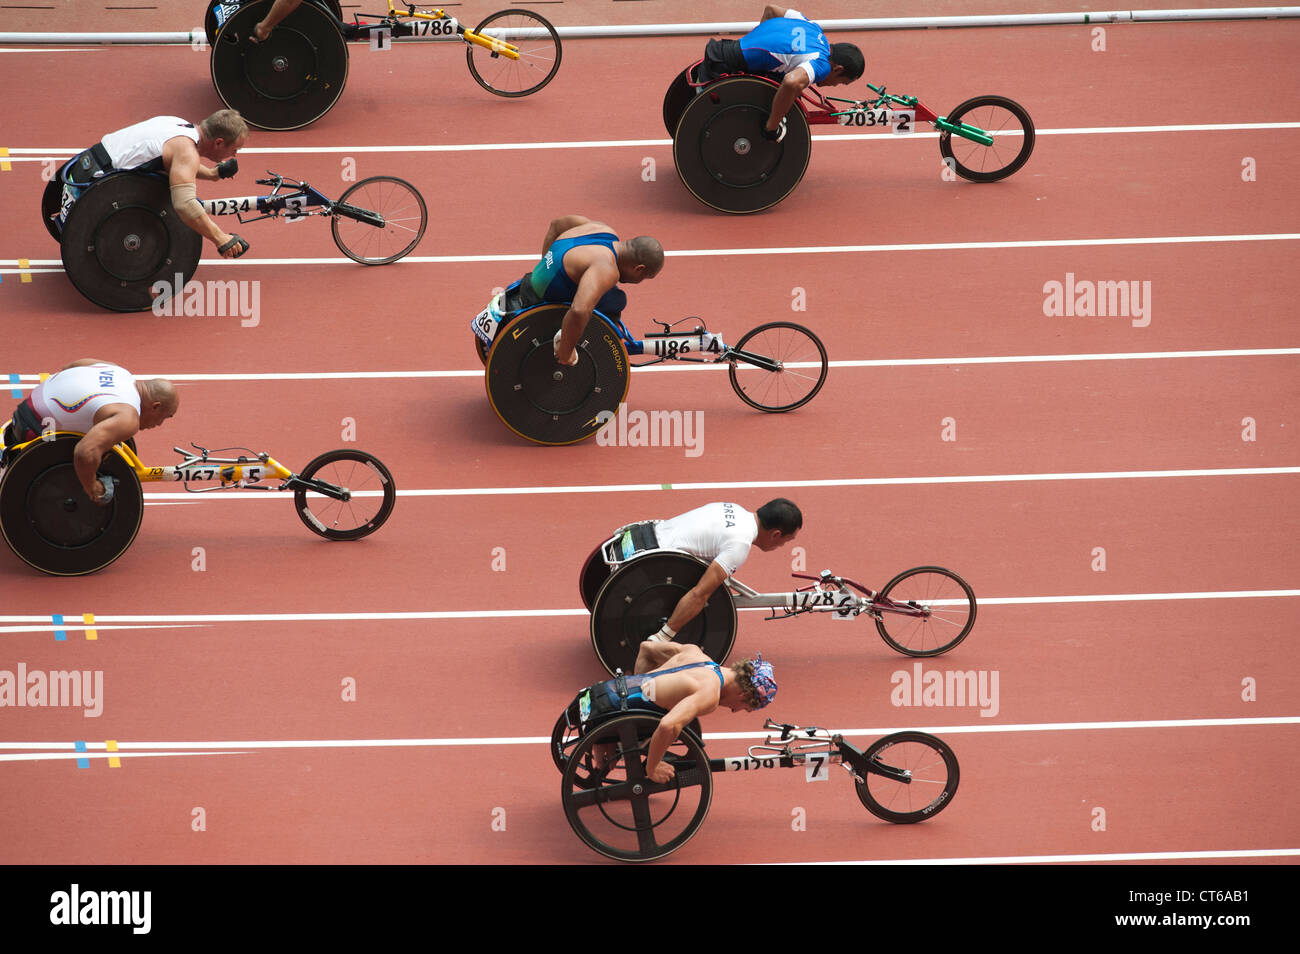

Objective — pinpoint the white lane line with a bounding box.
[3,715,1296,754]
[6,121,1299,158]
[3,347,1297,388]
[778,848,1300,865]
[121,466,1300,504]
[5,232,1300,273]
[0,751,249,762]
[1,590,1295,629]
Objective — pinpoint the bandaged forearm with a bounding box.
[170,181,205,221]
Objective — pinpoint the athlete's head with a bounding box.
[823,43,865,87]
[729,653,778,711]
[618,236,664,284]
[136,378,179,429]
[200,109,250,160]
[755,498,802,551]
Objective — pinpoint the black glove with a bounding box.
[217,158,238,179]
[218,234,251,258]
[761,118,787,142]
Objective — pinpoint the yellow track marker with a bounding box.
[0,148,10,172]
[83,612,97,640]
[17,258,31,283]
[106,740,120,768]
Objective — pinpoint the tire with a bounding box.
[59,173,202,313]
[466,9,561,98]
[292,449,396,540]
[589,551,737,676]
[578,541,611,611]
[210,0,349,132]
[561,712,712,862]
[939,95,1035,182]
[663,66,694,137]
[673,76,812,214]
[854,731,959,823]
[331,176,428,265]
[41,171,65,241]
[874,566,976,657]
[728,321,828,412]
[0,435,143,576]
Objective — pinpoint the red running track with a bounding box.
[0,20,1297,866]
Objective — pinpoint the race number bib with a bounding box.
[472,292,506,346]
[831,590,858,620]
[890,109,916,135]
[837,106,889,128]
[408,17,459,37]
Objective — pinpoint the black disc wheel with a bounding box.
[0,435,143,576]
[211,0,349,131]
[578,540,611,611]
[854,731,960,823]
[466,9,561,97]
[589,551,736,676]
[939,95,1035,182]
[484,304,629,446]
[561,712,712,862]
[874,566,976,657]
[673,76,811,214]
[59,173,202,312]
[292,449,396,540]
[728,321,828,412]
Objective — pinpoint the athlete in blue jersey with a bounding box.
[701,6,865,141]
[535,215,664,366]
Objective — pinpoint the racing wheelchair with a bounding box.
[473,279,829,445]
[580,526,976,674]
[41,166,425,311]
[207,0,562,131]
[0,427,395,576]
[664,60,1035,213]
[551,700,960,862]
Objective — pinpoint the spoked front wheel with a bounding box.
[467,10,562,97]
[939,95,1035,182]
[874,565,976,656]
[331,176,428,265]
[855,731,959,823]
[728,321,828,412]
[292,449,396,540]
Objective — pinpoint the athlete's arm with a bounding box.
[646,686,718,783]
[662,560,730,634]
[163,138,240,253]
[60,359,116,371]
[767,69,810,131]
[74,406,139,504]
[541,215,591,255]
[554,251,618,363]
[761,5,788,20]
[255,0,304,40]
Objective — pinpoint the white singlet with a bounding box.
[655,502,759,576]
[29,364,140,433]
[100,116,200,171]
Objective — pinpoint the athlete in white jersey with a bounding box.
[7,360,178,505]
[629,498,802,669]
[62,110,252,259]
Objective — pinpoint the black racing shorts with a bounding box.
[701,38,749,82]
